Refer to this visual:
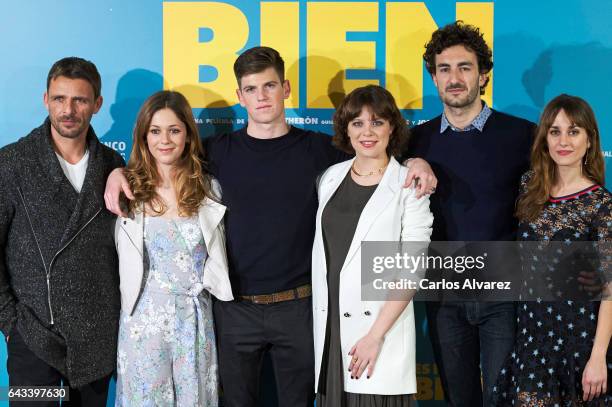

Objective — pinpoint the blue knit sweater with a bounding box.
[408,110,535,241]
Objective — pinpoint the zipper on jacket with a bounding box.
[17,187,54,324]
[47,206,103,292]
[17,187,102,325]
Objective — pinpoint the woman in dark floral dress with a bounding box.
[494,94,611,406]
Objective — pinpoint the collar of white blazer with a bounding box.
[317,156,406,273]
[318,156,403,202]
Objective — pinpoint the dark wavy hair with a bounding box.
[333,85,408,157]
[126,90,214,217]
[423,21,493,95]
[516,94,605,222]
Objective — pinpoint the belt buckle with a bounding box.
[274,290,294,302]
[296,284,312,299]
[252,294,273,305]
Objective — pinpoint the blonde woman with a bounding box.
[114,91,232,406]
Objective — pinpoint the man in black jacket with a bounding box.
[0,57,124,406]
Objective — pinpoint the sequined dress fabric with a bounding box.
[494,177,611,407]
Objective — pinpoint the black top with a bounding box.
[408,110,535,241]
[204,126,349,295]
[322,172,377,276]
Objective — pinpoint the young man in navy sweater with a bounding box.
[105,46,436,406]
[407,22,535,406]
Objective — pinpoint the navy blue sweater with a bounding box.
[205,126,348,295]
[409,110,535,241]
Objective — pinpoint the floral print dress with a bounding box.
[115,216,218,406]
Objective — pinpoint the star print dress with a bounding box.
[494,175,612,406]
[115,216,219,406]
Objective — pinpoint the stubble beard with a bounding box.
[50,115,88,140]
[441,84,481,109]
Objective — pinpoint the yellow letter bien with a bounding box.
[163,2,249,108]
[261,2,300,109]
[307,2,378,109]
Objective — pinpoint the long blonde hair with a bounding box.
[516,94,605,222]
[126,90,214,216]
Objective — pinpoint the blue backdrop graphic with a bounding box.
[1,1,611,405]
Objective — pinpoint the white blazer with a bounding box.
[115,194,233,316]
[312,157,433,395]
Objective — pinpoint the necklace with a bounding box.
[350,161,389,177]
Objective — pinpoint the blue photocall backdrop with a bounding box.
[0,1,610,405]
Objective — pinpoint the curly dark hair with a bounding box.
[333,85,408,157]
[423,21,493,95]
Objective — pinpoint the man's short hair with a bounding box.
[423,21,493,95]
[47,57,102,99]
[233,46,285,88]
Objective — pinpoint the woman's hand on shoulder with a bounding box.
[348,333,384,380]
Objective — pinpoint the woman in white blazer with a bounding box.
[313,85,433,407]
[113,91,232,407]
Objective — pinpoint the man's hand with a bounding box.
[403,158,437,198]
[104,167,134,217]
[577,271,603,294]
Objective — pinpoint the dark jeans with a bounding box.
[214,297,315,407]
[426,301,516,407]
[6,329,111,407]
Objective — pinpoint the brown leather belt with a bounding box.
[239,284,312,305]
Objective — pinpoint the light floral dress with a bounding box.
[115,216,218,406]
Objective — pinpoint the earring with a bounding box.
[584,150,589,166]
